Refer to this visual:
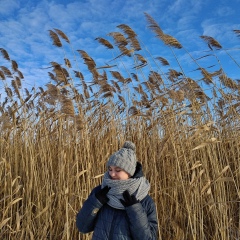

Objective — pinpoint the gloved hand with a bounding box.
[95,186,111,205]
[120,190,139,207]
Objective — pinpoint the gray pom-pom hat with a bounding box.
[107,141,137,176]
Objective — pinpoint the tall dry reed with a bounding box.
[0,13,240,240]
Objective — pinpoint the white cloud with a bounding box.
[167,0,204,15]
[177,15,197,31]
[201,20,240,47]
[0,0,239,90]
[0,0,20,15]
[216,6,234,17]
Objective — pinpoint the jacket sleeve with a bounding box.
[125,195,158,240]
[76,186,103,233]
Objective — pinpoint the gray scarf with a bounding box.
[101,172,150,209]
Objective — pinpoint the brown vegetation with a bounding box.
[0,14,240,240]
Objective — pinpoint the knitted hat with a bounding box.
[107,141,137,176]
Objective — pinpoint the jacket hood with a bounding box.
[132,162,144,178]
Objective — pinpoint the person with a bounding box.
[76,141,158,239]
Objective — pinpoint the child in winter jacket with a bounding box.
[76,141,158,239]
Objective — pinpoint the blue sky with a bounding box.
[0,0,240,92]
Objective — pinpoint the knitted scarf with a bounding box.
[101,172,150,210]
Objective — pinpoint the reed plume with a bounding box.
[144,12,182,49]
[49,30,62,47]
[156,56,170,66]
[117,24,141,51]
[0,48,10,60]
[95,37,114,49]
[54,28,70,43]
[200,35,222,50]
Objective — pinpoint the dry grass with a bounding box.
[0,13,240,240]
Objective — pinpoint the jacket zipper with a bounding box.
[109,210,116,239]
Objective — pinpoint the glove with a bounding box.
[120,190,139,207]
[95,186,111,205]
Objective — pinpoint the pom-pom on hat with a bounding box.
[107,141,137,176]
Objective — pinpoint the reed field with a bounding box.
[0,13,240,239]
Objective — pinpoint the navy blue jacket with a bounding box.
[76,163,158,239]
